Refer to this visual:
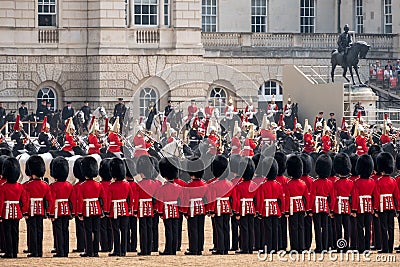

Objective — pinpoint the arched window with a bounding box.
[37,87,56,111]
[139,87,158,117]
[258,80,283,110]
[209,87,227,116]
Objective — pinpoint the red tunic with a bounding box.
[244,105,256,121]
[373,175,400,212]
[241,138,256,157]
[167,137,175,144]
[351,178,376,213]
[204,106,214,118]
[187,105,198,120]
[259,129,276,145]
[303,133,315,153]
[137,179,162,218]
[106,180,134,219]
[232,180,257,216]
[155,181,183,220]
[101,180,112,207]
[284,179,309,215]
[207,134,219,155]
[108,132,123,153]
[255,180,285,217]
[133,135,149,157]
[333,178,354,214]
[24,179,52,216]
[380,134,391,145]
[70,181,84,216]
[231,136,241,155]
[49,181,74,218]
[0,182,29,219]
[350,175,359,182]
[309,179,335,213]
[127,180,139,216]
[76,179,106,217]
[207,179,234,216]
[174,178,187,187]
[276,175,289,186]
[355,135,368,155]
[88,133,101,154]
[180,179,208,217]
[63,133,77,152]
[321,135,331,153]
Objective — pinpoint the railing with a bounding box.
[0,121,42,139]
[38,28,59,44]
[135,29,160,44]
[344,109,400,126]
[251,33,293,47]
[202,32,241,47]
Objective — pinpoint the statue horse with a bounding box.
[331,41,370,85]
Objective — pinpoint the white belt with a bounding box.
[5,201,19,220]
[243,146,251,150]
[359,195,372,213]
[290,196,303,215]
[89,144,95,148]
[84,198,99,217]
[337,196,349,214]
[55,199,69,219]
[139,198,152,217]
[357,146,363,149]
[30,198,43,216]
[264,198,278,217]
[380,194,393,212]
[240,198,253,216]
[189,198,203,217]
[164,201,178,219]
[315,196,328,213]
[112,199,127,219]
[216,197,229,216]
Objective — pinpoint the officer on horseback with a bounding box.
[62,101,74,122]
[114,98,126,133]
[337,24,352,66]
[80,100,91,132]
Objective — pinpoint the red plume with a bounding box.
[64,118,70,133]
[384,113,389,121]
[278,114,284,127]
[341,117,346,129]
[357,111,361,121]
[293,117,297,131]
[88,116,95,130]
[14,114,20,131]
[41,116,48,132]
[104,117,109,133]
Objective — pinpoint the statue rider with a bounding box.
[337,24,352,66]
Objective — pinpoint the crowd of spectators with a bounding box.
[369,59,400,88]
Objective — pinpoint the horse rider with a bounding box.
[108,117,124,157]
[207,126,220,155]
[133,125,150,157]
[38,116,57,154]
[266,95,278,123]
[283,96,293,120]
[88,117,102,155]
[114,98,127,133]
[167,128,178,144]
[224,97,237,134]
[241,124,256,157]
[231,122,242,155]
[259,114,276,146]
[145,101,157,132]
[188,117,202,150]
[204,100,214,132]
[303,121,315,153]
[62,117,78,155]
[80,100,92,132]
[244,98,256,125]
[337,24,352,66]
[62,101,74,123]
[10,114,28,157]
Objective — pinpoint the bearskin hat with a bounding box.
[356,154,374,179]
[300,153,312,176]
[3,157,20,183]
[50,157,69,182]
[0,148,12,157]
[73,157,85,182]
[186,157,205,179]
[286,155,303,179]
[333,153,351,177]
[350,153,359,176]
[149,156,159,179]
[252,153,263,176]
[110,158,126,181]
[0,155,9,176]
[263,157,278,181]
[377,152,394,175]
[368,144,383,156]
[238,157,255,181]
[26,155,45,178]
[159,157,179,181]
[211,155,229,179]
[371,152,380,173]
[124,158,137,179]
[396,153,400,171]
[99,158,112,182]
[274,151,287,176]
[81,156,99,179]
[315,154,332,179]
[229,154,242,175]
[136,155,157,179]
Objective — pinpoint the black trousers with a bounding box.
[177,215,183,250]
[335,214,350,250]
[139,217,153,255]
[357,213,372,252]
[350,215,358,249]
[100,217,113,252]
[264,216,279,253]
[0,221,4,252]
[239,215,254,253]
[313,213,329,251]
[215,214,230,252]
[231,215,240,250]
[75,217,85,252]
[254,216,264,250]
[163,218,179,254]
[288,212,305,252]
[152,214,159,252]
[373,215,382,249]
[187,215,205,253]
[279,216,288,251]
[83,216,100,256]
[379,210,395,252]
[304,215,312,250]
[128,216,137,252]
[111,217,129,255]
[3,219,19,257]
[53,216,70,256]
[27,215,44,256]
[328,216,336,249]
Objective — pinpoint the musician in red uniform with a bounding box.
[155,157,183,255]
[106,158,134,257]
[134,126,150,157]
[380,121,391,145]
[284,155,309,252]
[70,158,85,253]
[259,114,276,146]
[321,127,332,153]
[23,156,53,258]
[107,117,123,155]
[232,158,256,254]
[275,152,289,251]
[207,126,220,155]
[332,153,354,252]
[255,157,285,253]
[0,158,29,258]
[88,118,102,155]
[309,154,336,252]
[241,126,256,157]
[355,126,368,155]
[231,123,242,155]
[77,157,107,257]
[374,153,400,253]
[48,157,73,257]
[136,155,162,256]
[99,159,113,253]
[300,153,314,250]
[352,154,376,253]
[303,124,315,153]
[62,118,77,154]
[124,158,139,252]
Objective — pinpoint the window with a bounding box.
[38,0,57,27]
[209,87,227,116]
[125,0,129,27]
[251,0,267,33]
[300,0,315,33]
[258,81,283,110]
[202,0,217,32]
[384,0,392,34]
[139,88,158,117]
[37,88,56,111]
[164,0,170,26]
[355,0,363,33]
[134,0,158,26]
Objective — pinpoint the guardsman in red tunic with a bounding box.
[207,126,220,155]
[309,154,336,253]
[231,122,242,155]
[136,156,162,256]
[124,158,139,252]
[332,153,354,252]
[303,121,315,153]
[229,154,242,251]
[251,154,266,251]
[232,158,257,254]
[77,157,107,257]
[62,118,77,154]
[259,114,276,146]
[352,154,376,253]
[241,125,256,157]
[255,157,285,253]
[134,126,150,158]
[244,99,256,123]
[355,126,368,155]
[374,153,400,253]
[49,157,73,257]
[88,118,102,155]
[106,158,134,257]
[300,153,314,250]
[321,127,332,153]
[155,157,184,255]
[0,158,29,258]
[284,155,309,252]
[107,117,123,155]
[0,156,7,253]
[99,159,113,253]
[187,99,198,123]
[23,156,52,258]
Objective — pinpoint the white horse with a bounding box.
[161,139,184,158]
[92,106,108,129]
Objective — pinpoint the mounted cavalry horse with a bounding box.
[331,41,370,85]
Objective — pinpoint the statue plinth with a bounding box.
[344,85,378,124]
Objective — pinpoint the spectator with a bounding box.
[384,65,393,80]
[385,60,395,71]
[353,102,365,117]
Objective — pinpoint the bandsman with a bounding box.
[107,117,123,157]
